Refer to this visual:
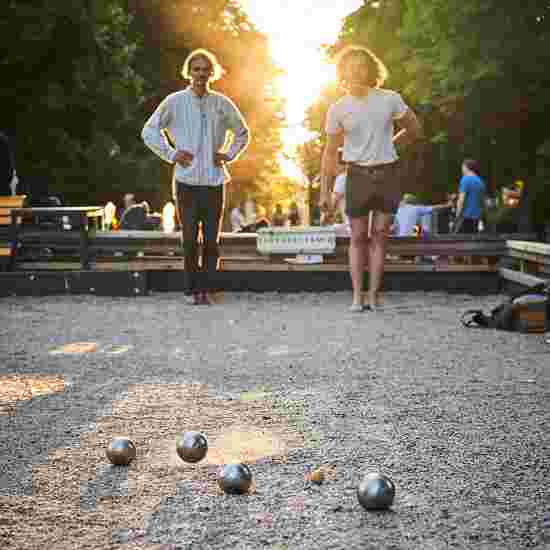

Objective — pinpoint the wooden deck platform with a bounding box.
[1,231,545,297]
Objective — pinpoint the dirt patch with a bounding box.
[0,383,305,549]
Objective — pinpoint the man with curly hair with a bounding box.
[142,49,250,305]
[320,45,423,311]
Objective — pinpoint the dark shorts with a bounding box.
[345,162,401,218]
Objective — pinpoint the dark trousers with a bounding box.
[458,218,478,234]
[174,182,225,293]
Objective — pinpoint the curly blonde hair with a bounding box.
[181,48,225,82]
[334,45,388,89]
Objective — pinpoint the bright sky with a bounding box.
[238,0,364,165]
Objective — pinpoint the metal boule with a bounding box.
[217,463,253,495]
[176,431,208,463]
[357,472,395,510]
[106,437,136,466]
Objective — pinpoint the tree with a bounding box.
[1,0,287,211]
[306,0,550,213]
[0,0,148,203]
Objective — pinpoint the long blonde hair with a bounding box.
[181,48,225,82]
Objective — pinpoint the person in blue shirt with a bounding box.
[455,159,487,234]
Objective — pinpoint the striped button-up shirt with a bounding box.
[142,87,250,188]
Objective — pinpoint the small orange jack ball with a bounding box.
[310,468,325,484]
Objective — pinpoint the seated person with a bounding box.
[287,202,301,227]
[119,193,147,230]
[230,204,244,232]
[392,193,452,263]
[393,193,452,237]
[240,198,257,232]
[271,203,286,227]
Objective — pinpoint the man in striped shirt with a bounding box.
[142,48,250,305]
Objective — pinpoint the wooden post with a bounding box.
[9,210,18,270]
[79,212,90,270]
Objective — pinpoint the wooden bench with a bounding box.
[10,206,104,270]
[499,240,550,288]
[0,195,27,271]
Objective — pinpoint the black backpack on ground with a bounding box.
[461,283,549,333]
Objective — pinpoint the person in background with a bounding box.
[230,202,244,232]
[141,200,151,215]
[119,193,147,230]
[393,193,452,237]
[271,203,286,227]
[310,203,322,226]
[242,198,257,232]
[252,203,269,230]
[121,193,136,213]
[287,202,301,227]
[454,159,487,234]
[142,48,249,305]
[103,201,117,230]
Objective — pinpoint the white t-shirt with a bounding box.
[394,204,434,236]
[325,89,409,166]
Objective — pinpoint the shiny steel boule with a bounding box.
[217,463,253,495]
[357,472,395,510]
[106,437,136,466]
[176,431,208,463]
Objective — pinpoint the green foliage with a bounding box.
[1,0,148,203]
[304,0,550,204]
[1,0,286,210]
[129,0,287,212]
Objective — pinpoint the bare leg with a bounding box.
[349,216,370,307]
[366,211,392,307]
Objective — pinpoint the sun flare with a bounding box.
[272,41,336,149]
[238,0,364,178]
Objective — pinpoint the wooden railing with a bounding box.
[11,229,539,274]
[499,240,550,287]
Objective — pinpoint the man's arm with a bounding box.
[431,200,453,210]
[393,109,424,150]
[320,132,344,208]
[220,98,250,164]
[141,97,178,164]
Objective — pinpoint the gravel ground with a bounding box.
[0,291,549,550]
